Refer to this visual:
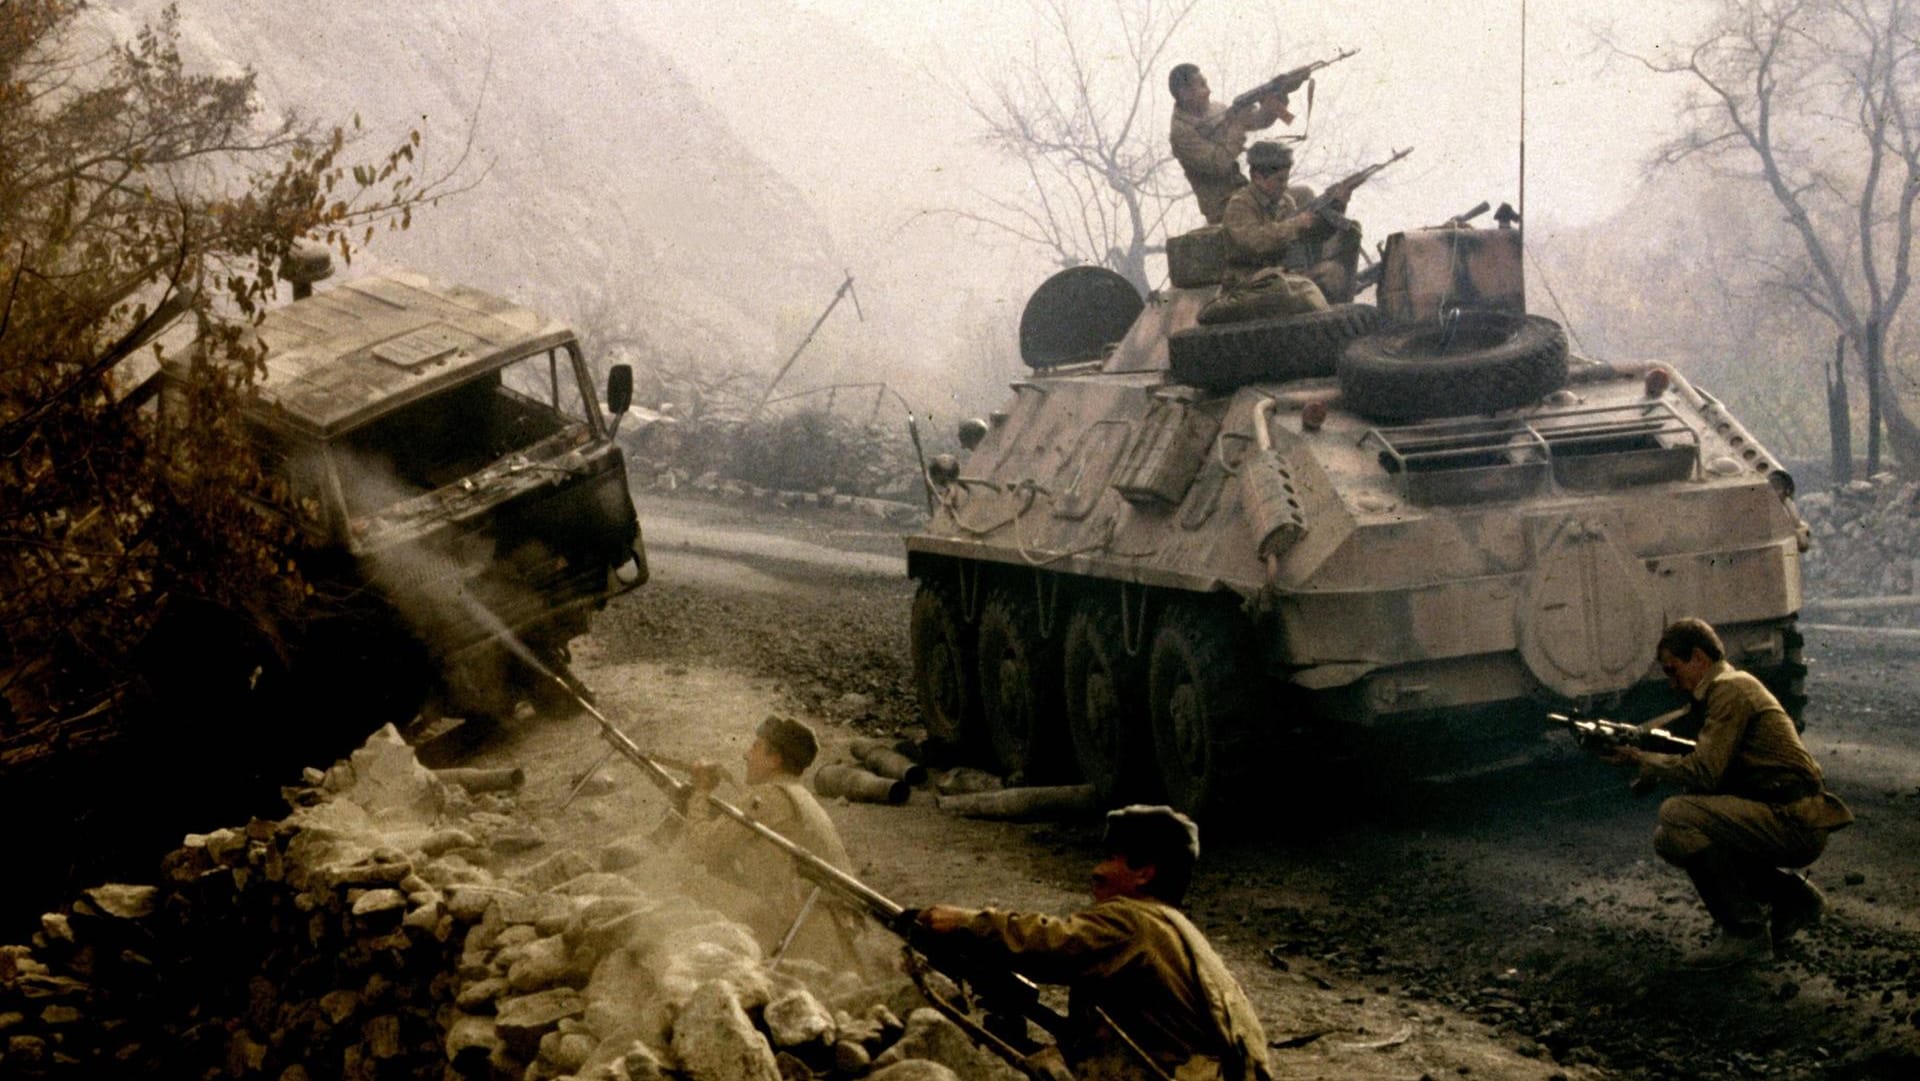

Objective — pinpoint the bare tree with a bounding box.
[1617,0,1920,476]
[946,0,1205,295]
[1,1,459,735]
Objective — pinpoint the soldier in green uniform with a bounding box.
[1218,140,1360,307]
[917,805,1272,1081]
[683,715,867,972]
[1168,63,1287,225]
[1605,619,1854,969]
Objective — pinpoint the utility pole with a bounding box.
[755,271,863,415]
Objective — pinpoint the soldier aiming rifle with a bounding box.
[1215,143,1411,313]
[1203,47,1357,132]
[1168,49,1356,225]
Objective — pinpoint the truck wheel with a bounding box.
[1063,604,1156,804]
[976,589,1070,782]
[1147,603,1254,818]
[1337,311,1569,420]
[1168,303,1382,391]
[910,580,978,752]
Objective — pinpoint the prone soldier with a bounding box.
[916,805,1272,1081]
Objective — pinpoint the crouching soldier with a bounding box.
[916,805,1272,1081]
[1214,140,1363,317]
[682,715,868,973]
[1604,619,1854,969]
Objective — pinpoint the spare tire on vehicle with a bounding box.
[1169,303,1383,391]
[1337,311,1569,421]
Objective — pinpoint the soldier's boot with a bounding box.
[1681,852,1770,969]
[1767,872,1828,944]
[1681,927,1774,970]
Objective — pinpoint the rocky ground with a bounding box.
[450,490,1920,1081]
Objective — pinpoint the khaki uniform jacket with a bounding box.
[1220,183,1315,270]
[1171,104,1269,224]
[953,896,1272,1081]
[1642,661,1853,831]
[685,778,864,970]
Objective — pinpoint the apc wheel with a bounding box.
[1169,303,1382,390]
[976,589,1069,781]
[1761,622,1809,732]
[1063,604,1155,804]
[910,580,978,750]
[1337,311,1568,420]
[1147,603,1255,818]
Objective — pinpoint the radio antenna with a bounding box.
[1518,0,1529,240]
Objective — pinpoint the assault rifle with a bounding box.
[557,673,1089,1080]
[1205,47,1358,130]
[1548,710,1696,794]
[1301,146,1413,226]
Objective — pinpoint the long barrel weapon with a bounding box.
[1203,48,1358,131]
[553,671,1085,1080]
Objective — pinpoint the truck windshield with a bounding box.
[335,346,593,517]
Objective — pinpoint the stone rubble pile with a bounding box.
[0,727,1021,1081]
[1797,473,1920,612]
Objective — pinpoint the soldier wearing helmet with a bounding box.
[917,805,1272,1081]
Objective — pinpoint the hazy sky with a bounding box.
[788,0,1713,239]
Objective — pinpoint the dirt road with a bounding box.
[468,491,1920,1081]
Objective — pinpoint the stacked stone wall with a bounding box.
[0,727,1016,1081]
[1799,474,1920,615]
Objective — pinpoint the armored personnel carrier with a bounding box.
[906,218,1807,817]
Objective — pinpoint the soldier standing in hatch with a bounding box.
[1218,140,1361,305]
[917,805,1272,1081]
[682,715,868,972]
[1169,63,1288,225]
[1604,618,1853,970]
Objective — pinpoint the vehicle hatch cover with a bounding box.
[1519,517,1661,698]
[1019,266,1145,369]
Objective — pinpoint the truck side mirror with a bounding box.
[607,364,634,417]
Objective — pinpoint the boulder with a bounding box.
[507,935,575,993]
[495,988,588,1056]
[870,1008,1025,1081]
[80,884,159,921]
[518,850,598,893]
[867,1062,962,1081]
[671,980,780,1081]
[343,724,443,822]
[763,989,834,1048]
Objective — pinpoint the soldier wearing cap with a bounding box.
[1218,140,1361,305]
[1169,63,1288,225]
[684,715,865,971]
[917,806,1272,1081]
